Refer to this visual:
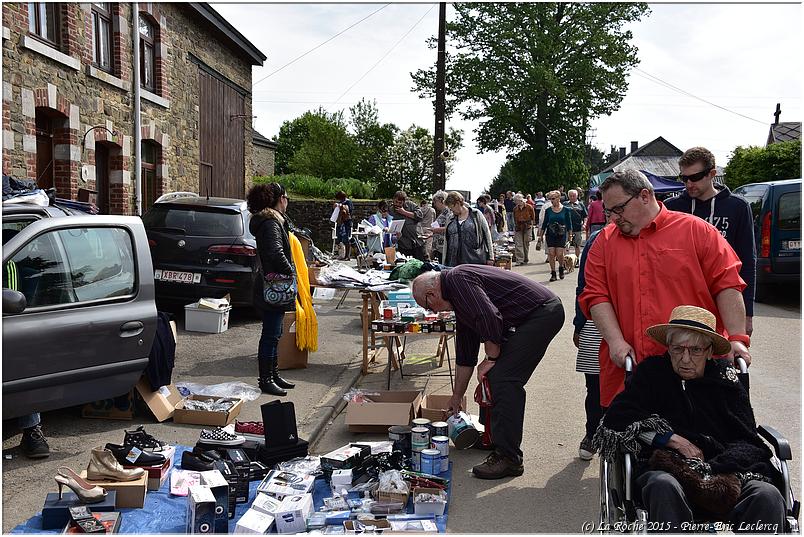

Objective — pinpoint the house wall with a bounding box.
[1,3,255,214]
[253,143,275,177]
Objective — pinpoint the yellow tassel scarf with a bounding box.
[289,232,318,352]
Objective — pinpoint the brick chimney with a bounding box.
[631,141,639,153]
[619,147,626,159]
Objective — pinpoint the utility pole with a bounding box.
[433,2,447,191]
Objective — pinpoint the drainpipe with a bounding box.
[133,2,142,215]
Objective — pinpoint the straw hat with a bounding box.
[645,305,731,356]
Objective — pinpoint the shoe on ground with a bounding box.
[559,267,565,279]
[199,427,245,446]
[181,450,215,471]
[575,259,580,268]
[549,272,557,282]
[578,436,594,461]
[124,425,166,451]
[472,451,524,480]
[20,425,50,459]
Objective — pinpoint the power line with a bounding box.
[633,67,767,125]
[334,4,435,104]
[253,4,391,87]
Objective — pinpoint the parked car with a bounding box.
[142,194,261,308]
[2,202,157,419]
[733,178,801,301]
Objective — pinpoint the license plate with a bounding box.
[154,269,201,284]
[786,240,800,250]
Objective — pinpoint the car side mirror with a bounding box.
[3,288,27,314]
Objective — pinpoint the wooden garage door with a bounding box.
[198,69,245,198]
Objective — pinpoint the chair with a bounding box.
[599,357,799,534]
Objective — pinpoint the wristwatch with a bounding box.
[728,334,751,347]
[485,355,498,362]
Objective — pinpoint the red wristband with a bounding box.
[728,334,751,347]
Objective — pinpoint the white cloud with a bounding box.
[213,2,802,196]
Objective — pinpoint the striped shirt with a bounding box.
[440,265,558,366]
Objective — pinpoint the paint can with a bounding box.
[420,449,440,475]
[412,418,431,430]
[383,307,394,320]
[431,436,449,474]
[447,412,479,450]
[411,426,430,447]
[410,450,421,472]
[388,425,412,459]
[431,421,448,438]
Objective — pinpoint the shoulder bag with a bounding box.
[263,271,297,308]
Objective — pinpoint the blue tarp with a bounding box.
[589,170,684,195]
[12,445,450,534]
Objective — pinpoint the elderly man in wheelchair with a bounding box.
[594,305,798,533]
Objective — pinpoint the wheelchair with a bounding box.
[598,357,800,533]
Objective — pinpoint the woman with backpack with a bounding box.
[538,190,573,281]
[442,191,494,267]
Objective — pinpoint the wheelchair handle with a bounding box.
[735,355,748,374]
[624,354,634,373]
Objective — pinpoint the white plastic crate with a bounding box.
[184,302,232,333]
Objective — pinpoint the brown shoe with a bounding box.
[472,451,524,479]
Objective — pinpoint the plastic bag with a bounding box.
[175,381,261,401]
[378,470,408,494]
[275,455,322,476]
[342,389,381,403]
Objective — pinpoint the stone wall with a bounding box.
[1,3,256,214]
[286,199,387,250]
[253,143,275,177]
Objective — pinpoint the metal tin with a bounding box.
[371,320,382,332]
[412,418,430,429]
[431,422,448,438]
[383,307,394,320]
[381,322,393,333]
[447,412,479,450]
[388,425,412,459]
[431,436,449,473]
[411,426,430,446]
[410,450,421,472]
[420,449,440,475]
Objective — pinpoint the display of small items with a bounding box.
[371,309,456,335]
[388,418,450,476]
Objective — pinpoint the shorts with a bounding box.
[569,231,583,247]
[545,233,567,249]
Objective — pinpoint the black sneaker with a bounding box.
[549,272,557,282]
[20,425,50,459]
[199,427,245,446]
[124,425,166,451]
[579,436,594,461]
[559,266,565,279]
[105,443,166,467]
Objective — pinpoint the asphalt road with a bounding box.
[315,255,801,534]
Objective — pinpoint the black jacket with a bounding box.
[249,208,295,312]
[665,185,756,316]
[594,354,781,488]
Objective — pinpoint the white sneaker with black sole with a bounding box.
[199,427,245,446]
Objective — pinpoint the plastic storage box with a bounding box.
[184,302,232,333]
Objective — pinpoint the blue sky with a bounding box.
[212,2,802,196]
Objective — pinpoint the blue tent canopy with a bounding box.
[589,170,684,195]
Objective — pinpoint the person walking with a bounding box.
[477,195,499,240]
[247,182,297,396]
[564,189,588,265]
[665,146,756,336]
[512,193,535,265]
[390,190,427,261]
[411,266,563,479]
[419,198,437,260]
[538,191,573,281]
[333,191,354,260]
[504,191,516,232]
[585,191,606,235]
[429,190,451,263]
[442,191,494,267]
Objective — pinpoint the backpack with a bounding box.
[337,202,351,224]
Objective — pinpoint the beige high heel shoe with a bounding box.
[86,446,145,481]
[55,467,107,503]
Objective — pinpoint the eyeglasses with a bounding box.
[603,194,636,217]
[282,194,290,201]
[668,344,712,358]
[678,168,713,183]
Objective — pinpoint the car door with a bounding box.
[772,185,801,274]
[2,215,157,419]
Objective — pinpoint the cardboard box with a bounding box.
[172,395,243,427]
[81,471,147,508]
[274,493,313,534]
[223,448,251,504]
[134,378,182,422]
[123,445,174,491]
[420,393,467,422]
[277,313,308,370]
[320,444,371,480]
[187,485,217,534]
[234,508,275,534]
[346,390,422,433]
[213,460,238,519]
[200,469,231,530]
[41,492,117,530]
[345,519,391,533]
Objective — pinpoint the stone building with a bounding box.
[1,2,265,214]
[252,130,276,177]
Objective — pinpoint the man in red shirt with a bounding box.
[579,169,751,408]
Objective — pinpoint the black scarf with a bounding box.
[593,354,782,489]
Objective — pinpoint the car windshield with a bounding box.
[142,206,243,237]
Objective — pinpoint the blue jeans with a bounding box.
[336,222,352,245]
[258,310,285,373]
[18,412,40,430]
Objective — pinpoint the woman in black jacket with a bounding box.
[246,182,296,396]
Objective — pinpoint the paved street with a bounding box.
[2,245,800,533]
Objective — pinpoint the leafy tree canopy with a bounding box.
[724,140,802,189]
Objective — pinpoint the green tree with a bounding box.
[349,98,399,183]
[275,108,358,178]
[724,140,802,189]
[377,125,463,199]
[412,3,649,192]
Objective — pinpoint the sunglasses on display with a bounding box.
[678,168,714,183]
[603,194,636,218]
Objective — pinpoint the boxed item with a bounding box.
[420,393,467,422]
[234,508,274,534]
[201,469,231,530]
[134,378,183,422]
[320,443,371,480]
[172,395,243,427]
[251,492,283,516]
[256,438,309,468]
[240,440,263,462]
[170,469,203,497]
[413,487,448,516]
[224,449,251,503]
[260,400,299,449]
[389,519,438,533]
[124,445,175,491]
[273,493,314,534]
[344,519,391,533]
[345,390,422,433]
[62,511,122,534]
[249,461,271,481]
[278,313,308,370]
[331,469,353,489]
[257,470,316,499]
[213,460,238,518]
[41,492,117,530]
[187,485,217,534]
[184,302,232,333]
[81,470,147,508]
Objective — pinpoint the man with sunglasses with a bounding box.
[665,147,756,336]
[578,169,752,411]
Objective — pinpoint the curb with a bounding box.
[306,365,363,450]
